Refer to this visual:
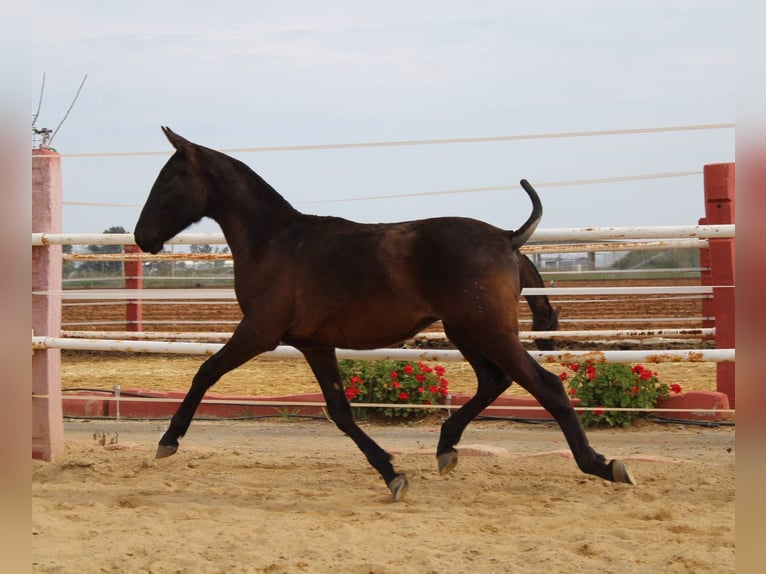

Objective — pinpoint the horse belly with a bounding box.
[291,303,435,350]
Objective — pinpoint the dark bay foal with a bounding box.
[134,127,634,501]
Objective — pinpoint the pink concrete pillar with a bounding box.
[32,149,65,460]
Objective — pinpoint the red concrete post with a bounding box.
[124,244,143,331]
[32,149,65,460]
[701,163,735,407]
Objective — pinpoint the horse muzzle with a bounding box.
[133,231,163,254]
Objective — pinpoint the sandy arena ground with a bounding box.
[33,417,734,573]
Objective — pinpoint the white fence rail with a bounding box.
[31,224,736,247]
[32,224,734,362]
[32,336,735,364]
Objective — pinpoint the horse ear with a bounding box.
[161,126,194,154]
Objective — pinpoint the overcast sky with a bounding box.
[14,1,735,235]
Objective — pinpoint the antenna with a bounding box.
[32,72,46,129]
[32,73,88,149]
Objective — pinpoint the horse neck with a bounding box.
[208,164,300,254]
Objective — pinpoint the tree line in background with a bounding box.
[610,248,700,270]
[63,226,231,278]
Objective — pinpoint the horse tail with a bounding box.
[509,179,542,250]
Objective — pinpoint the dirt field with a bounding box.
[60,352,717,399]
[33,419,735,573]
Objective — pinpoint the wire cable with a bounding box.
[53,122,734,159]
[62,169,703,208]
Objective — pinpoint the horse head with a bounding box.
[134,127,212,254]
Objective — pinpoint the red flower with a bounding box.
[640,369,653,381]
[392,381,401,389]
[429,385,439,394]
[630,386,639,396]
[670,383,682,394]
[417,386,425,394]
[403,364,414,375]
[586,366,596,380]
[559,372,568,382]
[593,407,605,416]
[390,371,399,379]
[631,365,644,375]
[398,391,409,401]
[415,374,426,383]
[351,376,363,384]
[345,387,359,400]
[568,387,577,397]
[569,363,580,372]
[434,365,446,376]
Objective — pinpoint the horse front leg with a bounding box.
[300,348,409,501]
[156,321,270,458]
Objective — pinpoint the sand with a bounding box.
[33,418,734,573]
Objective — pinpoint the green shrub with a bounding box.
[561,363,681,427]
[339,360,449,419]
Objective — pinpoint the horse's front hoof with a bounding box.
[610,460,636,485]
[437,450,458,476]
[155,444,179,459]
[388,474,409,502]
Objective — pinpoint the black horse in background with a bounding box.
[517,253,561,351]
[134,127,634,501]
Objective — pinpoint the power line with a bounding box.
[32,72,46,129]
[305,170,702,203]
[62,169,702,208]
[50,74,88,145]
[54,122,734,159]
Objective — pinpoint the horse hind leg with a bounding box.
[157,321,272,458]
[436,338,512,476]
[300,348,409,501]
[496,344,635,485]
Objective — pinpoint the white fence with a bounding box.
[32,224,735,366]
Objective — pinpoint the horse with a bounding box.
[134,127,634,501]
[413,254,559,351]
[517,253,561,351]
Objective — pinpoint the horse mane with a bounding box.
[197,143,299,214]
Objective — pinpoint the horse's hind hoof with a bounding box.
[155,444,179,459]
[437,451,458,476]
[388,475,409,502]
[611,460,636,485]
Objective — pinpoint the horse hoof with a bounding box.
[155,444,179,459]
[437,451,458,476]
[611,460,636,485]
[388,475,409,502]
